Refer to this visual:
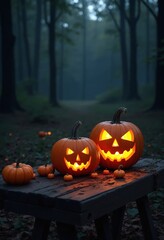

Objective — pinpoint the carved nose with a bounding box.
[112,139,119,147]
[76,154,80,161]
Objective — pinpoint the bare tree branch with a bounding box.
[106,0,120,31]
[140,0,157,20]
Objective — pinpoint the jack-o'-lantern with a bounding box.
[90,107,144,169]
[51,121,100,176]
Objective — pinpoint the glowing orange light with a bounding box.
[47,131,52,136]
[64,157,91,171]
[112,139,119,147]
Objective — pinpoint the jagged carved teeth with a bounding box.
[98,145,136,162]
[64,157,91,171]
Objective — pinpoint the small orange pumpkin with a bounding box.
[38,131,52,138]
[90,107,144,169]
[2,162,34,185]
[51,121,100,176]
[47,169,55,179]
[90,172,98,178]
[63,174,73,181]
[37,164,53,176]
[103,169,110,175]
[114,165,125,179]
[38,131,47,138]
[47,173,55,179]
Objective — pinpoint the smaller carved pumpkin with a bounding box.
[2,162,34,185]
[51,121,100,176]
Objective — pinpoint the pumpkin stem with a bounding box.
[112,107,127,124]
[71,120,82,139]
[15,159,20,168]
[118,164,123,170]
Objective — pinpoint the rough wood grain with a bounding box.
[0,158,163,240]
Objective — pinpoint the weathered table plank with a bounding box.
[0,158,163,239]
[0,170,153,214]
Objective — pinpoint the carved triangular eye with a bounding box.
[121,130,134,141]
[66,148,74,155]
[99,129,112,141]
[82,147,89,154]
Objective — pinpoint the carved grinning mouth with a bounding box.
[64,157,91,171]
[98,145,136,162]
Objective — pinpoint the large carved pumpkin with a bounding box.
[90,107,144,169]
[51,121,100,176]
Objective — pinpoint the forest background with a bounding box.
[0,0,164,111]
[0,0,164,239]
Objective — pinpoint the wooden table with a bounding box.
[0,158,163,240]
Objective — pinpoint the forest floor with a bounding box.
[0,100,164,240]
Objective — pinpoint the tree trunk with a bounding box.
[21,0,33,95]
[33,0,42,93]
[59,22,64,100]
[146,0,150,84]
[82,0,87,100]
[16,0,23,82]
[152,0,164,110]
[119,0,129,100]
[0,0,22,113]
[49,0,58,106]
[127,0,140,100]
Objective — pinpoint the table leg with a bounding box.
[136,195,157,240]
[111,205,126,240]
[56,222,78,240]
[32,218,51,240]
[95,215,114,240]
[0,200,3,209]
